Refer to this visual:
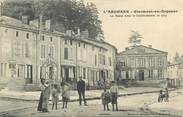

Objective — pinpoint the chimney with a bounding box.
[22,16,29,24]
[148,45,152,48]
[81,30,89,39]
[45,19,51,30]
[77,28,80,35]
[39,15,43,33]
[66,30,72,36]
[30,19,39,27]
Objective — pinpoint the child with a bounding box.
[164,88,169,102]
[110,81,118,111]
[101,89,111,111]
[61,82,71,108]
[158,90,165,102]
[52,84,59,110]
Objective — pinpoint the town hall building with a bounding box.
[116,45,168,81]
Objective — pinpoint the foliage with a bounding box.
[3,0,103,39]
[173,52,183,63]
[128,30,143,46]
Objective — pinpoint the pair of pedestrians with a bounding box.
[51,81,71,110]
[101,81,119,111]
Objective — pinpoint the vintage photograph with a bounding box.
[0,0,183,117]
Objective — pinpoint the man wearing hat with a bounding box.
[77,76,87,106]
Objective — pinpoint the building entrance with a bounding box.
[139,70,144,81]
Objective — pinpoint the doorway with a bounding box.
[139,70,144,81]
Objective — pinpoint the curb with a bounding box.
[0,88,177,102]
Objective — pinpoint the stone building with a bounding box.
[117,45,168,81]
[167,63,183,88]
[0,16,117,90]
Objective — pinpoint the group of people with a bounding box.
[158,88,169,102]
[37,76,88,112]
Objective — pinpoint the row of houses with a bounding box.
[0,15,182,90]
[0,16,117,90]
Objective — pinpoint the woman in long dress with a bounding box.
[42,80,51,112]
[37,78,45,111]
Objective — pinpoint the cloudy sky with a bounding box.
[85,0,183,61]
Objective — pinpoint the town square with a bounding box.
[0,0,183,117]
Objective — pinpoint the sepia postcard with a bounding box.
[0,0,183,117]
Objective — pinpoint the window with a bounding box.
[109,57,112,66]
[49,46,54,58]
[95,55,97,66]
[78,42,80,47]
[26,33,29,39]
[70,40,72,45]
[103,55,105,65]
[26,65,33,84]
[25,43,30,58]
[83,44,85,48]
[138,58,145,67]
[50,37,53,42]
[158,58,163,66]
[0,63,3,77]
[16,31,19,37]
[69,48,73,60]
[92,46,95,51]
[5,29,8,33]
[121,62,125,66]
[41,45,46,58]
[65,40,67,45]
[64,48,68,59]
[158,70,163,78]
[42,35,45,41]
[149,70,153,78]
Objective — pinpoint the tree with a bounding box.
[3,0,103,39]
[173,52,180,63]
[128,30,143,46]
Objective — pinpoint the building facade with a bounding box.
[166,63,183,87]
[116,45,168,81]
[0,16,117,89]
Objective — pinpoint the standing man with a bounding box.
[77,76,87,106]
[110,81,118,111]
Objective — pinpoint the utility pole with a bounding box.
[76,38,78,83]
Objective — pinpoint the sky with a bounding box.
[85,0,183,61]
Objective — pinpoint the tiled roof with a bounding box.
[0,16,37,30]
